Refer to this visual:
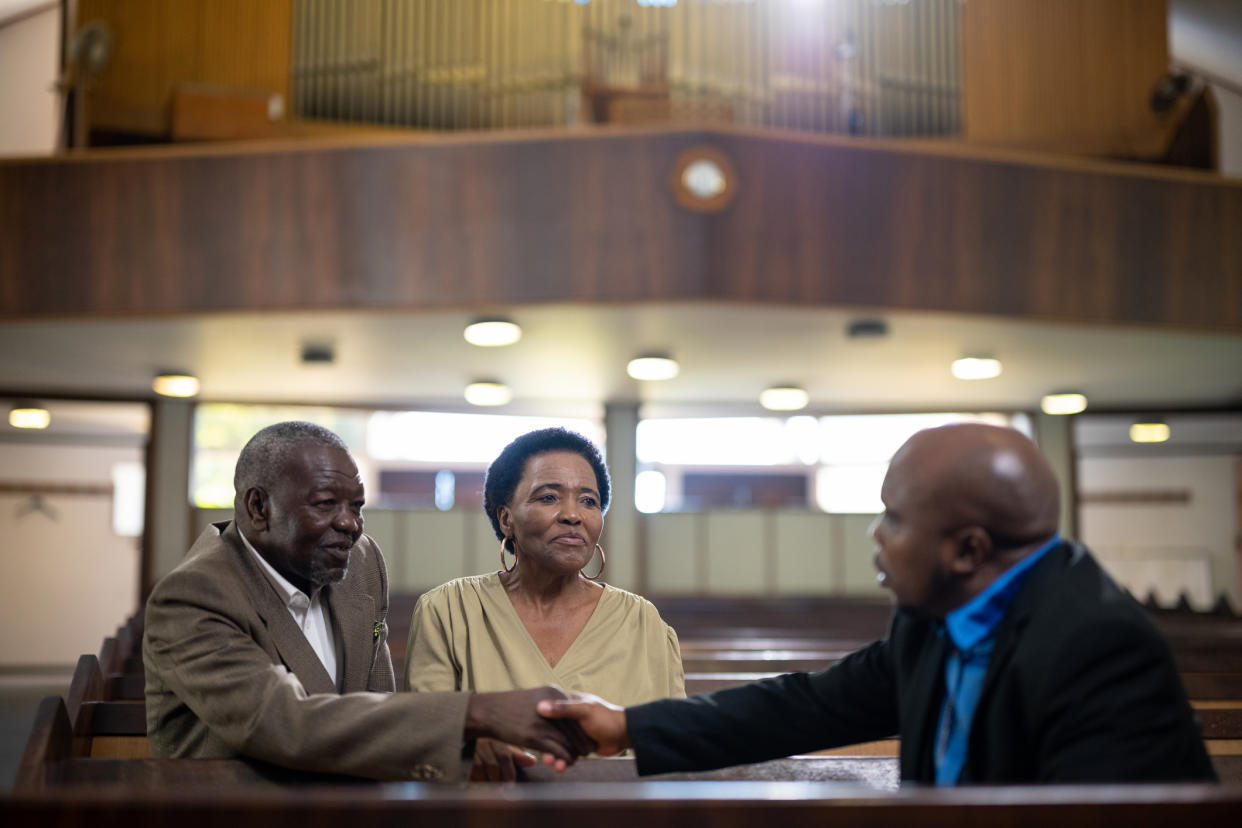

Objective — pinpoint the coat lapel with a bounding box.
[902,626,950,780]
[977,541,1070,703]
[223,521,338,695]
[326,581,377,693]
[962,540,1071,781]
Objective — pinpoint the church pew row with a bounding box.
[15,694,1242,810]
[20,682,1242,788]
[87,600,1241,777]
[682,671,1242,700]
[14,695,903,791]
[100,666,1242,703]
[374,590,1242,688]
[5,777,1241,828]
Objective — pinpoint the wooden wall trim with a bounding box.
[1,127,1239,329]
[962,0,1169,158]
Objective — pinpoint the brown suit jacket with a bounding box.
[143,520,470,781]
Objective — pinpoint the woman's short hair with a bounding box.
[483,427,611,542]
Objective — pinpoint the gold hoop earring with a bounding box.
[582,543,606,581]
[500,538,516,573]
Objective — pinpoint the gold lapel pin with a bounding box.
[372,621,383,641]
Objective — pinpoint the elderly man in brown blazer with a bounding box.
[144,421,589,781]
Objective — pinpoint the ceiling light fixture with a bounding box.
[9,403,50,429]
[846,318,889,339]
[1040,392,1088,416]
[464,318,522,347]
[1130,420,1171,443]
[464,380,513,407]
[626,354,680,381]
[951,357,1002,380]
[759,385,810,411]
[301,342,335,364]
[152,372,200,398]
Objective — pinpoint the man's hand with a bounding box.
[536,693,630,759]
[469,737,535,782]
[464,686,595,768]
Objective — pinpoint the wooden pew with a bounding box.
[4,777,1240,828]
[72,700,150,758]
[70,595,1242,784]
[61,654,150,758]
[65,655,108,725]
[13,696,370,792]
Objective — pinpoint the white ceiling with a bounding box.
[1,303,1240,425]
[0,397,149,441]
[1,1,1237,442]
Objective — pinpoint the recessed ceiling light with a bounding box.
[759,386,810,411]
[464,318,522,347]
[627,355,680,381]
[1040,392,1088,416]
[9,404,50,429]
[152,373,200,398]
[1130,421,1170,443]
[951,357,1002,380]
[464,381,512,406]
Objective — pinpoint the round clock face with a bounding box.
[681,159,727,200]
[670,146,738,213]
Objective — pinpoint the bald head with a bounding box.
[871,424,1061,616]
[892,423,1060,551]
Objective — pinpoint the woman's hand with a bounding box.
[470,737,536,782]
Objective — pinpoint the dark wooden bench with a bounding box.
[13,696,370,792]
[62,597,1242,784]
[5,777,1241,828]
[54,654,151,760]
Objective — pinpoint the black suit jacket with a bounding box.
[628,541,1216,783]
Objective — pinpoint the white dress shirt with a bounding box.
[239,529,340,688]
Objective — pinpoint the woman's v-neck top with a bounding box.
[404,572,685,705]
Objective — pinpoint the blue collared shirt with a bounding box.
[933,533,1061,786]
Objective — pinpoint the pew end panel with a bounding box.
[13,696,73,793]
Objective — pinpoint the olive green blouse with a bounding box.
[404,572,685,705]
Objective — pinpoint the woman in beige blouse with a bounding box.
[405,427,684,779]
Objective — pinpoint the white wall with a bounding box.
[1078,454,1239,608]
[0,442,142,667]
[0,1,60,157]
[1211,82,1242,176]
[1169,0,1242,176]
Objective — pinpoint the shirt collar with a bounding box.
[238,526,318,608]
[944,533,1060,653]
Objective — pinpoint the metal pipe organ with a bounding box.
[291,0,962,136]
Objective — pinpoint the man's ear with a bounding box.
[950,526,992,575]
[243,487,270,532]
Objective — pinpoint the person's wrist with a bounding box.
[619,708,633,752]
[463,692,488,739]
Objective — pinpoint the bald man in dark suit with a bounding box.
[541,424,1216,784]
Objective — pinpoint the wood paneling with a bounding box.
[707,129,1242,329]
[962,0,1169,157]
[76,0,292,136]
[7,779,1242,825]
[1,127,1240,330]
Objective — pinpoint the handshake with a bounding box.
[462,687,629,781]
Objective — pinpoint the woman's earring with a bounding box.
[582,543,606,581]
[500,537,516,573]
